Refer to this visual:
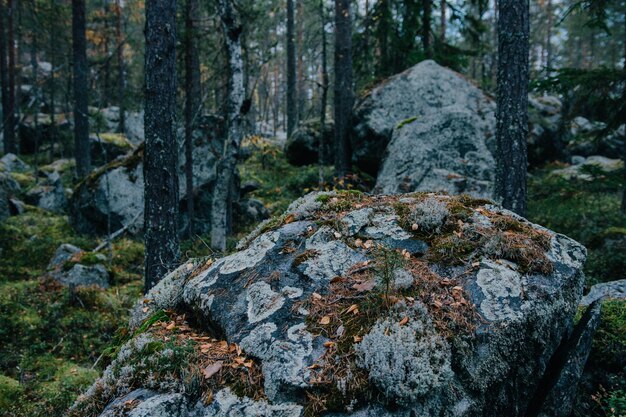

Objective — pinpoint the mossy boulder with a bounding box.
[72,192,590,417]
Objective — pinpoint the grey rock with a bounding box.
[25,177,68,213]
[285,118,334,166]
[580,279,626,306]
[0,172,21,221]
[527,94,563,166]
[47,243,110,288]
[537,301,603,417]
[76,193,587,417]
[374,109,495,198]
[0,153,31,172]
[352,60,495,176]
[235,198,270,227]
[551,155,624,181]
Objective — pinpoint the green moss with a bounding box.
[0,208,95,279]
[0,375,23,410]
[396,116,418,130]
[10,171,37,188]
[97,133,131,148]
[527,166,626,285]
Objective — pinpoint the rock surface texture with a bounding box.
[352,60,496,199]
[70,192,588,417]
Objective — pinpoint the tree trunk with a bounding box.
[545,0,552,73]
[286,0,297,138]
[72,0,91,178]
[495,0,529,216]
[210,0,246,252]
[0,0,13,154]
[422,0,432,57]
[440,0,446,43]
[297,0,305,121]
[5,0,16,153]
[144,0,179,292]
[184,0,201,238]
[319,0,328,182]
[333,0,353,178]
[115,0,126,133]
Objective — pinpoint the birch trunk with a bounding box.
[211,0,246,252]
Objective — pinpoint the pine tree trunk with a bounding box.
[297,0,305,121]
[72,0,91,178]
[319,0,328,181]
[422,0,432,57]
[144,0,179,292]
[115,0,126,133]
[211,0,245,252]
[0,0,14,154]
[333,0,353,178]
[545,0,552,72]
[286,0,297,138]
[495,0,529,216]
[440,0,446,43]
[184,0,201,238]
[5,0,16,153]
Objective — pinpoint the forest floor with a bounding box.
[0,145,624,417]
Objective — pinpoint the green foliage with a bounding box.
[0,207,95,279]
[239,141,333,215]
[527,167,626,286]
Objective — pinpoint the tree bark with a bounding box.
[0,0,14,154]
[286,0,297,138]
[545,0,552,72]
[422,0,432,57]
[184,0,201,238]
[297,0,305,121]
[495,0,529,216]
[115,0,126,133]
[72,0,91,178]
[211,0,246,252]
[144,0,179,292]
[333,0,353,178]
[4,0,16,154]
[319,0,328,181]
[440,0,446,43]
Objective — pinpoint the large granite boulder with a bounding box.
[285,119,334,166]
[352,60,495,179]
[70,191,588,417]
[46,243,110,288]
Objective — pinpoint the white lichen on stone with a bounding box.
[302,240,366,281]
[340,208,373,236]
[220,231,279,275]
[246,282,285,324]
[363,212,412,240]
[201,388,303,416]
[355,304,452,405]
[409,197,449,233]
[281,286,304,299]
[476,260,525,321]
[548,233,587,270]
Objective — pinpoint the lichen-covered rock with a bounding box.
[74,191,588,417]
[352,60,495,178]
[69,140,219,235]
[0,172,21,221]
[580,279,626,306]
[0,153,31,172]
[47,243,110,288]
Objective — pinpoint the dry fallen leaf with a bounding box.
[142,307,149,313]
[319,316,331,325]
[323,341,335,348]
[412,223,419,231]
[346,304,359,315]
[307,363,321,370]
[353,335,362,343]
[353,280,376,292]
[364,240,374,249]
[399,316,409,326]
[165,322,176,331]
[354,238,363,247]
[472,262,480,267]
[203,362,223,379]
[312,292,322,300]
[334,232,342,239]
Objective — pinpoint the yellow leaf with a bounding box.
[319,316,331,325]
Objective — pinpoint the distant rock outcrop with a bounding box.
[352,60,496,198]
[70,191,590,417]
[47,243,110,289]
[285,119,334,166]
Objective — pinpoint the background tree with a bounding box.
[286,0,297,138]
[334,0,353,178]
[495,0,530,216]
[72,0,91,178]
[210,0,246,251]
[0,0,14,154]
[143,0,179,291]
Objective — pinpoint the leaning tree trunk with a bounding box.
[286,0,297,138]
[72,0,91,178]
[210,0,246,252]
[0,0,14,154]
[144,0,179,292]
[495,0,529,216]
[184,0,201,238]
[333,0,353,178]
